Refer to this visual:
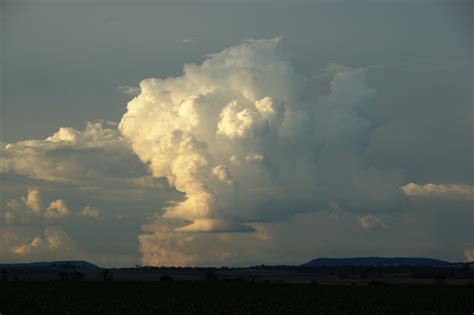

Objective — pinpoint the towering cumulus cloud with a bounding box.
[119,38,404,265]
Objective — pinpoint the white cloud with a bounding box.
[0,121,151,190]
[178,38,196,44]
[45,199,70,219]
[139,218,269,266]
[0,121,174,265]
[245,153,264,162]
[0,227,29,255]
[465,249,474,262]
[1,188,129,226]
[401,183,474,200]
[0,224,138,267]
[115,37,409,264]
[357,214,388,230]
[217,100,260,139]
[2,188,70,224]
[22,188,44,214]
[11,226,76,258]
[120,38,402,227]
[229,155,241,166]
[78,206,102,219]
[212,165,234,184]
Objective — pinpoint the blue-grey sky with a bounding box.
[0,0,472,267]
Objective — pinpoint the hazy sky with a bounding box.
[0,0,472,267]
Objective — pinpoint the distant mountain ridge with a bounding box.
[0,261,99,269]
[0,258,453,269]
[300,257,451,267]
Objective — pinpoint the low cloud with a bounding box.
[465,249,474,262]
[0,225,138,267]
[23,188,44,214]
[2,188,70,224]
[357,214,388,230]
[139,218,271,266]
[1,189,111,224]
[45,199,70,219]
[12,226,76,257]
[401,183,474,200]
[78,206,102,219]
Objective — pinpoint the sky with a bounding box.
[0,0,473,267]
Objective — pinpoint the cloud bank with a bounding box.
[1,121,133,183]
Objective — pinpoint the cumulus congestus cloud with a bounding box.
[118,38,407,265]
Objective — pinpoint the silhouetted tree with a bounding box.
[59,270,85,281]
[433,273,446,285]
[366,266,383,278]
[462,262,471,277]
[205,271,218,281]
[338,272,348,279]
[58,272,70,281]
[160,275,174,282]
[1,269,7,281]
[99,269,114,281]
[70,271,85,281]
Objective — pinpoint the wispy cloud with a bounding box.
[401,183,474,200]
[117,85,140,96]
[178,38,195,44]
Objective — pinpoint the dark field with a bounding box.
[1,281,473,314]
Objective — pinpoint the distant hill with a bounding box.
[0,261,99,269]
[300,257,451,267]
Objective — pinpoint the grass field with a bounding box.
[1,281,473,314]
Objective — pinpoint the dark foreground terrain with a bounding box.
[1,281,473,314]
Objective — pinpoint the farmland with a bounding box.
[1,281,473,314]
